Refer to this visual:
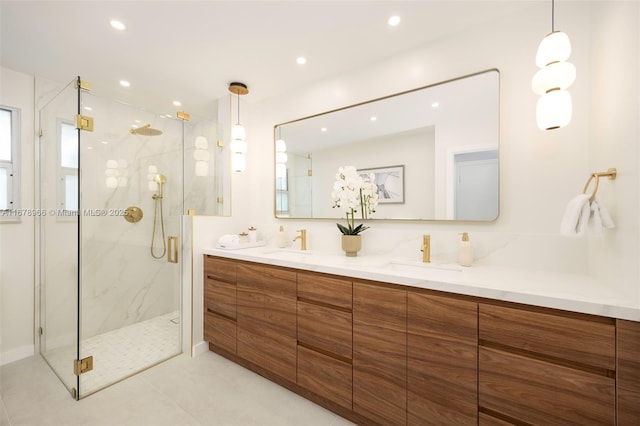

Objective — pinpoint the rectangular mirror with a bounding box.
[274,69,499,221]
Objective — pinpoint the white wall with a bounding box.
[0,67,36,365]
[193,2,639,348]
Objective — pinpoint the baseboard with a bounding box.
[192,340,209,357]
[0,344,35,366]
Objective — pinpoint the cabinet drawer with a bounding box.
[264,332,296,383]
[204,255,237,283]
[204,311,236,354]
[204,279,236,319]
[298,272,352,309]
[264,266,296,299]
[479,346,615,425]
[617,387,640,426]
[617,319,640,392]
[297,344,352,410]
[297,300,352,359]
[479,303,615,370]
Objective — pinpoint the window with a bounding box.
[0,106,20,215]
[59,121,78,212]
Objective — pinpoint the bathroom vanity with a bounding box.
[202,248,640,425]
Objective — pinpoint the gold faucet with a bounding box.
[293,229,307,250]
[421,234,431,263]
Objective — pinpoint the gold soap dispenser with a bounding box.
[458,232,473,267]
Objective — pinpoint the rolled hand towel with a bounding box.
[560,194,591,237]
[590,199,615,236]
[217,234,239,247]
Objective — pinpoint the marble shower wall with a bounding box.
[78,93,185,339]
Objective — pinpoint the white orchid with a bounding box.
[331,165,378,235]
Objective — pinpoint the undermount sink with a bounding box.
[260,248,314,261]
[376,259,463,278]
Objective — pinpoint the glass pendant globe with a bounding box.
[275,152,288,164]
[232,124,246,141]
[536,31,572,67]
[276,163,287,178]
[536,90,572,130]
[195,160,209,177]
[531,61,576,95]
[232,153,246,172]
[275,139,287,153]
[229,139,247,154]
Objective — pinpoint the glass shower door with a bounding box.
[76,90,183,397]
[38,77,81,397]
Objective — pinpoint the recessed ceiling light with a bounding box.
[87,146,94,150]
[119,80,130,87]
[321,127,327,132]
[101,141,109,145]
[83,106,92,111]
[131,124,138,128]
[173,100,181,107]
[165,114,173,118]
[388,16,401,27]
[134,119,141,123]
[110,20,126,31]
[370,116,377,122]
[431,102,440,108]
[296,57,307,65]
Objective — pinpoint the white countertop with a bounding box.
[202,246,640,322]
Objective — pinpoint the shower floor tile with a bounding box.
[42,311,180,396]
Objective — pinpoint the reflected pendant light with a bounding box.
[532,0,576,130]
[229,82,249,171]
[275,126,288,178]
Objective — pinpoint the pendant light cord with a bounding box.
[236,91,240,125]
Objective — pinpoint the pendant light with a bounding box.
[532,0,575,130]
[229,82,249,171]
[275,126,288,178]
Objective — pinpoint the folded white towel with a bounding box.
[217,234,239,247]
[590,199,615,236]
[560,194,591,237]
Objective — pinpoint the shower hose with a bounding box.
[151,194,167,259]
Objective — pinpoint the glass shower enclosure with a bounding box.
[38,77,184,399]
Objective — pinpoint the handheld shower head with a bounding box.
[153,174,166,199]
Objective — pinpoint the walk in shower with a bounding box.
[38,77,185,399]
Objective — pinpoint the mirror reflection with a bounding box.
[274,69,500,221]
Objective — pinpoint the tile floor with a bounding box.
[1,351,353,426]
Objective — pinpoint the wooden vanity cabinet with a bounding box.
[203,256,237,354]
[236,262,297,382]
[296,272,353,410]
[478,303,616,425]
[617,319,640,425]
[407,292,478,425]
[353,281,407,426]
[204,255,638,426]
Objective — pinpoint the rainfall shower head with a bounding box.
[130,124,163,136]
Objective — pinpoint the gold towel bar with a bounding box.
[582,168,617,202]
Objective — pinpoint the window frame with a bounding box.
[0,105,21,222]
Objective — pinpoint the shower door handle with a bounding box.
[167,236,178,264]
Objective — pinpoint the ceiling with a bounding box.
[1,1,534,119]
